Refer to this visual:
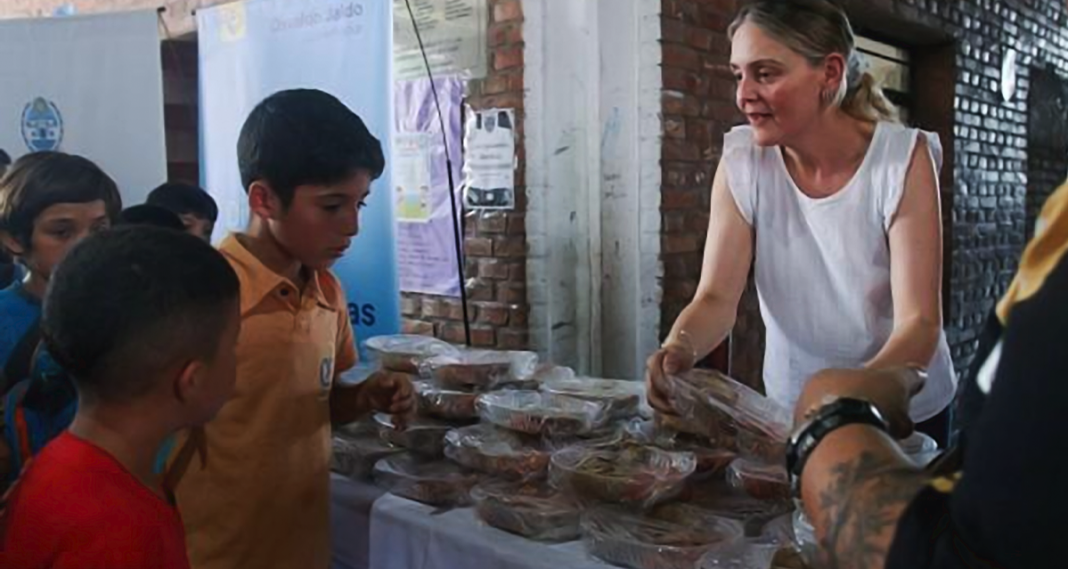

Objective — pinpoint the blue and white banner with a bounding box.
[198,0,400,346]
[0,10,167,206]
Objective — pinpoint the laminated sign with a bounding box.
[462,108,516,210]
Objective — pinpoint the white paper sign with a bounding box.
[462,108,516,210]
[393,0,487,81]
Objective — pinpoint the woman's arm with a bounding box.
[867,136,943,370]
[664,158,754,356]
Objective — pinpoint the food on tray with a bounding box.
[421,350,539,390]
[540,377,642,420]
[582,505,744,569]
[550,443,696,508]
[443,424,551,481]
[663,370,791,450]
[330,435,404,480]
[373,453,478,507]
[478,391,610,437]
[726,458,790,501]
[364,335,459,373]
[471,480,582,542]
[624,420,735,480]
[736,428,788,462]
[684,480,793,538]
[374,414,455,458]
[414,381,481,420]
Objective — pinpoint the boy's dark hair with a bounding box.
[147,182,219,222]
[237,89,385,207]
[0,152,122,249]
[42,226,239,403]
[117,204,186,232]
[0,149,11,173]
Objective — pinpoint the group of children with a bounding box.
[0,88,415,569]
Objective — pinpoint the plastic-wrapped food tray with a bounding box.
[624,420,735,481]
[550,443,696,508]
[478,391,610,437]
[414,381,481,421]
[900,432,940,466]
[582,505,744,569]
[421,350,539,390]
[684,480,793,538]
[726,458,790,502]
[444,424,551,481]
[364,335,459,373]
[663,370,791,449]
[374,414,455,458]
[471,480,582,542]
[540,377,642,420]
[373,453,478,507]
[331,434,404,480]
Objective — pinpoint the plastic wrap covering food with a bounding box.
[792,510,818,567]
[726,458,790,501]
[625,419,735,481]
[421,350,539,390]
[582,505,744,569]
[477,391,610,437]
[471,480,582,542]
[414,381,481,420]
[374,414,455,458]
[331,435,404,480]
[540,377,642,420]
[663,370,791,450]
[736,428,788,463]
[364,335,459,373]
[443,424,551,481]
[335,417,380,439]
[685,480,793,538]
[373,453,478,507]
[550,443,696,508]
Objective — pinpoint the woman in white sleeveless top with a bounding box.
[646,0,956,443]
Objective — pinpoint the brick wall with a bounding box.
[1026,65,1068,240]
[660,0,1068,387]
[400,0,530,351]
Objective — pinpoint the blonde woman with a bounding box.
[647,0,956,443]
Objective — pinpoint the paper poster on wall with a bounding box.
[462,108,516,210]
[393,0,487,81]
[394,77,465,297]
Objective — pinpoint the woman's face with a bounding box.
[730,22,839,147]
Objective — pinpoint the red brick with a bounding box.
[663,211,686,234]
[662,188,701,210]
[488,22,521,47]
[465,237,494,257]
[506,213,526,235]
[443,298,466,321]
[697,7,731,31]
[687,118,713,149]
[466,279,496,301]
[442,323,496,347]
[465,258,479,280]
[497,328,530,350]
[687,211,711,234]
[508,262,527,282]
[497,283,527,304]
[663,44,702,71]
[495,236,527,258]
[662,92,701,117]
[493,0,522,23]
[402,319,435,336]
[686,27,715,52]
[662,234,699,254]
[661,18,687,42]
[664,278,699,301]
[509,305,529,327]
[400,295,422,317]
[664,116,686,139]
[421,297,445,319]
[479,258,511,280]
[663,140,701,162]
[477,211,508,233]
[494,46,524,71]
[479,92,525,111]
[664,164,695,188]
[482,74,510,96]
[475,302,510,326]
[705,101,741,122]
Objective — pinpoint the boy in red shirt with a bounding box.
[0,225,241,569]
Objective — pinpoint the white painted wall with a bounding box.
[524,0,662,379]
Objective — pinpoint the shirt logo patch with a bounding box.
[319,357,334,391]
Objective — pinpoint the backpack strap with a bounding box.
[1,318,41,397]
[162,426,207,501]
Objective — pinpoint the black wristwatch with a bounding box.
[786,398,889,495]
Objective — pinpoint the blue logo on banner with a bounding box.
[21,98,64,152]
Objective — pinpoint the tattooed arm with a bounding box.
[799,423,927,569]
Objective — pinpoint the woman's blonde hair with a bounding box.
[728,0,899,124]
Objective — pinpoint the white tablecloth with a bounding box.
[330,475,614,569]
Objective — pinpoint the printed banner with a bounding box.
[198,0,400,347]
[0,10,167,206]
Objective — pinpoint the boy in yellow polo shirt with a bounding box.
[175,89,414,569]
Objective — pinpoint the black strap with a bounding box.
[1,317,41,397]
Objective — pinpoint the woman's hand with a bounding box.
[645,339,696,415]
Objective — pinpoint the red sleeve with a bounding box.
[53,526,187,569]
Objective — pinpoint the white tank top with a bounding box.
[723,122,957,422]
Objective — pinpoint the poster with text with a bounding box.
[462,108,516,210]
[393,0,486,81]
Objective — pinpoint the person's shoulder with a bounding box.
[723,125,756,148]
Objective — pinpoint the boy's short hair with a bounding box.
[42,226,239,403]
[147,182,219,223]
[0,152,122,248]
[0,149,11,174]
[237,89,385,207]
[117,204,186,232]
